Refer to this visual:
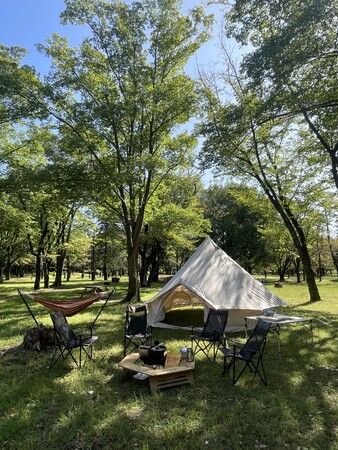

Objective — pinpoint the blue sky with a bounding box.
[0,0,223,77]
[0,0,223,185]
[0,0,92,74]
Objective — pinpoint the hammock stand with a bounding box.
[18,289,113,328]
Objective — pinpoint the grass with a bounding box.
[0,274,338,449]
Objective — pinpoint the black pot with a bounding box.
[148,345,166,366]
[139,344,166,366]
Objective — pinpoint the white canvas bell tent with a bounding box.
[146,237,287,332]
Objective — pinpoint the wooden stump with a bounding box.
[1,324,56,355]
[22,324,55,351]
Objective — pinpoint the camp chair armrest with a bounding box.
[75,325,94,336]
[225,343,240,352]
[223,343,248,358]
[57,336,80,347]
[227,342,259,357]
[59,332,90,346]
[226,336,245,346]
[190,325,202,336]
[190,331,202,339]
[225,339,245,351]
[76,332,93,341]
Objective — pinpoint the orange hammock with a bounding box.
[18,289,112,328]
[33,295,100,316]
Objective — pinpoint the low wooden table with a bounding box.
[80,285,107,298]
[119,352,195,394]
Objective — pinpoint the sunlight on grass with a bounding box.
[0,274,338,449]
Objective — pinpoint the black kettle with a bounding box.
[139,341,166,366]
[148,342,166,366]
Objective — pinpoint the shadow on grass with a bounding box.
[1,277,338,449]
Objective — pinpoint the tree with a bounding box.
[0,197,28,281]
[36,0,213,302]
[139,171,210,286]
[93,214,127,280]
[198,51,327,301]
[200,183,272,272]
[52,203,79,287]
[0,44,45,125]
[221,0,338,189]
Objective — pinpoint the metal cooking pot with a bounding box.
[138,343,167,366]
[148,344,166,366]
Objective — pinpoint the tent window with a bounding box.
[163,286,204,312]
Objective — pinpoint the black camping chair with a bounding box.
[50,310,98,369]
[220,319,271,385]
[190,309,229,362]
[124,305,152,356]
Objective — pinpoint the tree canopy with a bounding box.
[35,0,213,300]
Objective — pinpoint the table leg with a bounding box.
[310,319,313,344]
[277,324,281,355]
[149,371,194,394]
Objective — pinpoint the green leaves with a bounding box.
[223,0,338,188]
[0,45,46,124]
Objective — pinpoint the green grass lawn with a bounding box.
[0,274,338,449]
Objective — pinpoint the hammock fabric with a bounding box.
[33,295,100,316]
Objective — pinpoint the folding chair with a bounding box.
[50,310,98,369]
[190,309,229,362]
[124,305,152,356]
[220,319,271,385]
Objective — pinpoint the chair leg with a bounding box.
[193,339,214,362]
[233,361,249,385]
[221,355,249,385]
[249,356,267,385]
[81,345,94,368]
[50,346,62,369]
[221,356,234,381]
[213,341,222,361]
[50,346,80,369]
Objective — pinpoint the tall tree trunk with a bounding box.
[125,246,140,302]
[295,257,301,284]
[43,258,50,288]
[103,241,108,281]
[5,259,11,280]
[258,179,320,301]
[53,253,65,287]
[147,241,161,286]
[147,255,160,286]
[283,211,320,300]
[121,214,145,302]
[325,216,338,274]
[139,242,148,288]
[66,257,71,281]
[34,252,42,290]
[279,255,292,282]
[91,242,96,281]
[285,212,320,301]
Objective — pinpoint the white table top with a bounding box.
[245,314,312,325]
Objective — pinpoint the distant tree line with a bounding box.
[0,0,337,302]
